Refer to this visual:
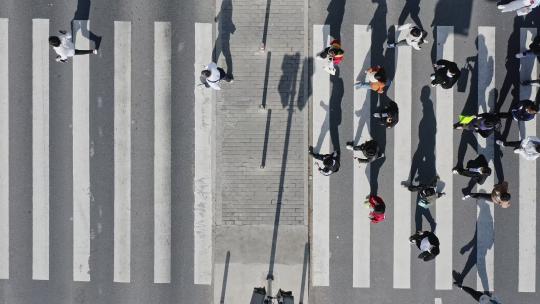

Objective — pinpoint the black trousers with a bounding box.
[501,140,522,149]
[75,49,93,55]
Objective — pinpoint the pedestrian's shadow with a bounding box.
[408,86,437,232]
[431,0,472,36]
[324,0,345,40]
[453,200,493,291]
[71,0,101,49]
[213,0,235,77]
[329,68,343,152]
[367,0,390,195]
[398,0,423,30]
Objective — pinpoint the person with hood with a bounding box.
[49,30,97,63]
[453,113,501,138]
[200,62,233,90]
[498,0,540,16]
[403,175,445,209]
[463,181,511,208]
[496,136,540,161]
[346,139,385,163]
[365,195,386,224]
[453,154,492,186]
[431,59,461,89]
[354,66,387,94]
[373,100,399,128]
[409,231,440,261]
[308,146,340,176]
[388,23,428,50]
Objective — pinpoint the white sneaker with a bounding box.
[430,74,436,80]
[495,139,504,146]
[387,43,395,48]
[346,144,353,151]
[452,169,458,174]
[497,5,505,9]
[93,49,98,54]
[462,195,471,200]
[373,113,381,118]
[515,52,525,59]
[513,149,521,154]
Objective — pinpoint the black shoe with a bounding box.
[452,270,463,287]
[308,146,314,154]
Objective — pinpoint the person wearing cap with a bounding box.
[409,231,440,262]
[308,146,340,176]
[463,181,511,208]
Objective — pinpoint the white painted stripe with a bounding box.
[194,23,214,285]
[0,18,9,280]
[518,28,537,293]
[435,26,454,290]
[154,22,172,284]
[114,21,131,283]
[311,24,331,287]
[352,24,371,288]
[476,26,495,292]
[393,31,412,289]
[32,18,50,281]
[72,20,91,282]
[434,298,442,304]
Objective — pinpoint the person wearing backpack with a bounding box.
[431,59,461,89]
[388,23,428,50]
[200,62,233,90]
[308,146,340,176]
[354,66,387,94]
[402,175,445,209]
[453,113,501,138]
[346,139,385,163]
[453,154,492,186]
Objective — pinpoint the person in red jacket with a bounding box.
[316,39,345,65]
[366,195,386,224]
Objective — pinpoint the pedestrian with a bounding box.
[498,0,540,16]
[463,181,511,208]
[430,59,461,89]
[453,113,501,138]
[353,66,387,94]
[316,39,344,75]
[49,30,97,63]
[200,62,233,90]
[364,195,386,224]
[515,36,540,58]
[403,176,445,209]
[308,146,340,176]
[346,139,385,163]
[373,100,399,128]
[388,23,428,50]
[409,231,440,262]
[496,136,540,161]
[453,154,492,185]
[496,100,538,122]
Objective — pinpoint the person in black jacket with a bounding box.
[345,139,385,163]
[431,59,461,89]
[373,100,399,128]
[308,146,340,176]
[453,154,491,186]
[402,175,445,209]
[453,113,501,138]
[409,231,440,262]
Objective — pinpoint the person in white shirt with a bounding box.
[200,62,233,90]
[497,0,540,16]
[496,136,540,161]
[387,23,428,50]
[49,30,97,63]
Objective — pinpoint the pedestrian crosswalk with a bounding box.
[0,19,216,284]
[311,24,540,292]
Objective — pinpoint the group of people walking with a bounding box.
[308,4,540,301]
